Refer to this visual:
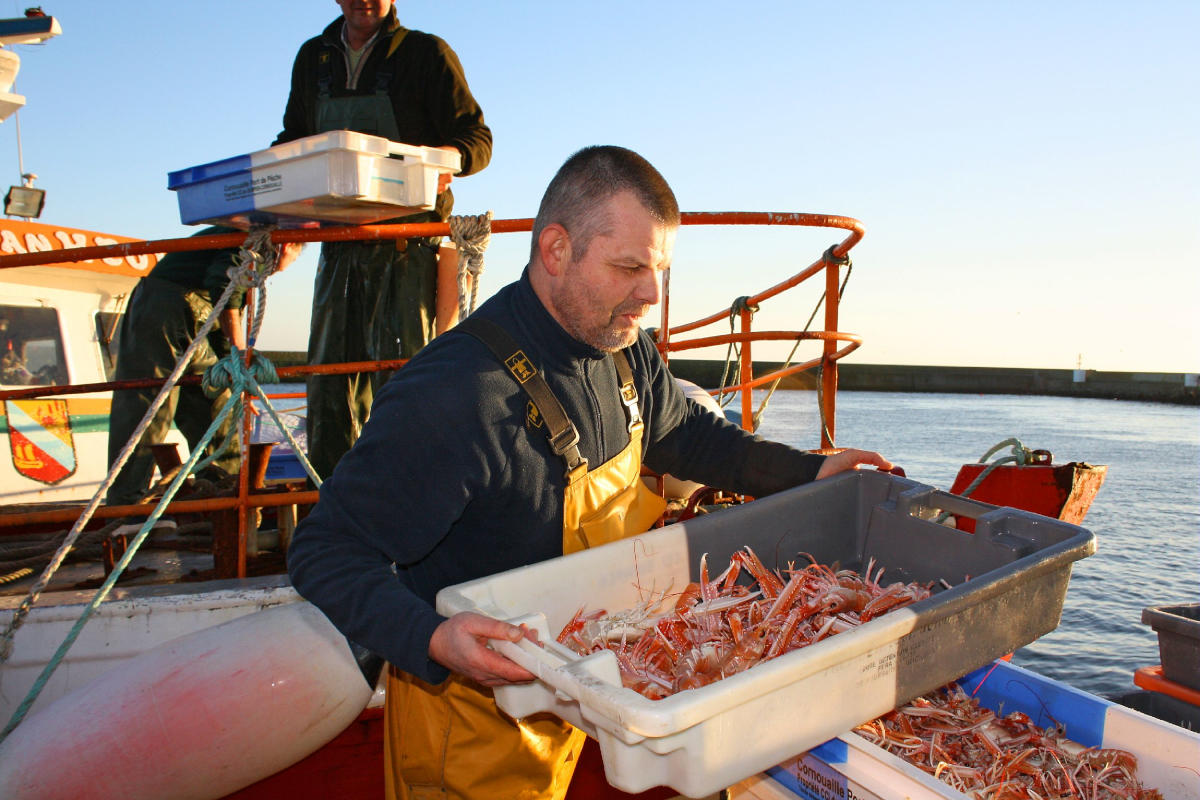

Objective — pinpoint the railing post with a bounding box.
[821,258,839,448]
[739,308,754,431]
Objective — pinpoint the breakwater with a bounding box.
[666,360,1200,405]
[260,352,1198,405]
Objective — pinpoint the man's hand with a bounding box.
[435,145,460,194]
[276,242,304,272]
[428,611,539,686]
[815,448,894,480]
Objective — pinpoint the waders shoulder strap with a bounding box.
[611,347,641,431]
[456,317,586,476]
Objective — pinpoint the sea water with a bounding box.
[263,384,1199,700]
[753,390,1200,700]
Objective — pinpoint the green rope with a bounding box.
[203,347,280,394]
[935,437,1034,524]
[203,347,321,488]
[188,348,321,489]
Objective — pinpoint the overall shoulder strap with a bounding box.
[611,348,642,431]
[316,46,336,98]
[456,317,586,475]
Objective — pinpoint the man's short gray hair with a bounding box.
[530,146,680,263]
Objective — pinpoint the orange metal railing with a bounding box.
[661,212,864,446]
[0,213,863,576]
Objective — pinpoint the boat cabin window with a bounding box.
[95,311,122,381]
[0,305,68,387]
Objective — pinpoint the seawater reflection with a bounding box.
[753,389,1200,699]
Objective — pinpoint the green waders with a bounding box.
[304,34,446,481]
[106,276,239,506]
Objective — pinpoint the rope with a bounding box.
[0,568,32,586]
[202,348,280,395]
[0,398,241,740]
[714,319,740,410]
[752,335,804,431]
[715,247,853,435]
[227,227,277,348]
[959,437,1035,496]
[0,283,232,662]
[0,226,301,742]
[814,362,834,446]
[714,297,760,411]
[448,211,492,320]
[0,519,159,583]
[788,251,853,440]
[935,437,1034,524]
[247,377,323,488]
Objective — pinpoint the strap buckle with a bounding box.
[549,422,581,458]
[619,382,641,431]
[551,424,587,479]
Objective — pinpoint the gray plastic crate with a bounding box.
[438,469,1097,798]
[1142,603,1200,691]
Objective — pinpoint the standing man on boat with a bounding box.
[275,0,492,483]
[288,146,891,800]
[105,230,302,507]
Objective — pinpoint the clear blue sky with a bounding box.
[3,1,1197,372]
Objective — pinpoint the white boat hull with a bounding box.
[0,600,372,799]
[0,575,300,720]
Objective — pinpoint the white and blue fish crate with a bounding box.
[754,660,1200,800]
[167,130,460,229]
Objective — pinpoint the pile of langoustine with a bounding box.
[555,546,934,699]
[853,685,1164,800]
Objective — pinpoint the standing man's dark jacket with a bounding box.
[278,7,493,483]
[274,11,491,220]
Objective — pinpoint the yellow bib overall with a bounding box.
[385,320,665,800]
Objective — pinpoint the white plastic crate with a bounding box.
[167,130,461,228]
[436,470,1096,798]
[764,660,1200,800]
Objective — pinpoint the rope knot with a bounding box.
[227,228,279,291]
[202,348,279,397]
[730,295,759,317]
[449,211,493,319]
[448,212,492,274]
[822,244,852,267]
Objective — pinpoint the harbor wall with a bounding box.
[260,353,1199,405]
[665,360,1200,406]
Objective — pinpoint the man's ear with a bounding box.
[536,224,571,277]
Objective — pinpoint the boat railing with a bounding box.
[0,212,864,578]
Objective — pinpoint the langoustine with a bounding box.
[555,546,933,699]
[853,685,1165,799]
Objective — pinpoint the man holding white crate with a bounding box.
[275,0,492,483]
[289,146,889,800]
